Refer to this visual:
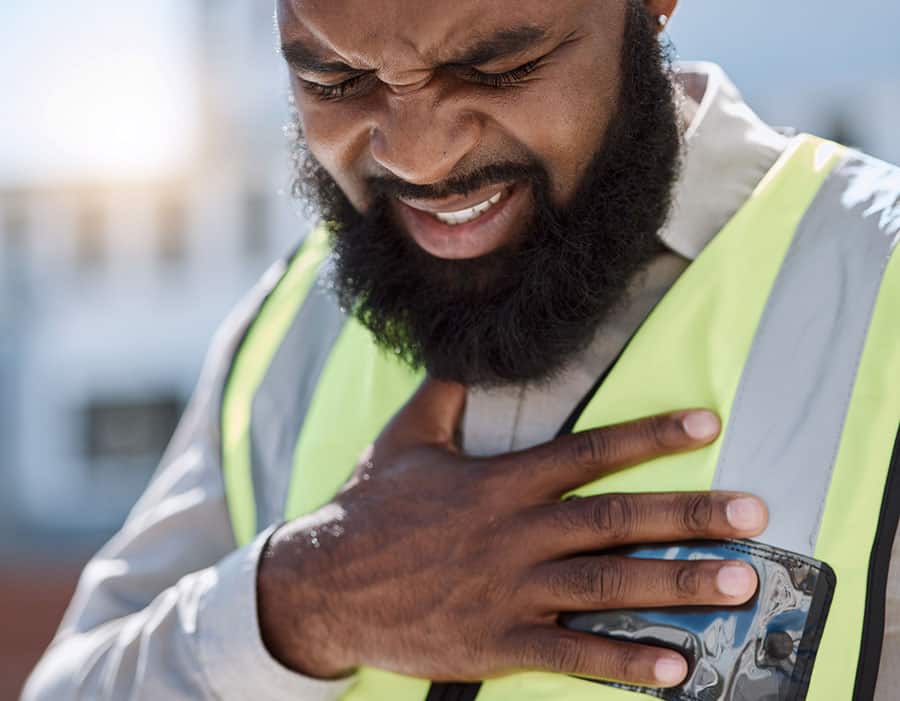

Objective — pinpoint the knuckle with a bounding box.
[544,561,591,602]
[516,634,550,670]
[551,635,588,673]
[553,559,627,605]
[595,560,627,605]
[674,564,702,598]
[680,494,714,534]
[571,430,611,468]
[590,494,635,541]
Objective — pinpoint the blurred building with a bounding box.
[0,4,312,694]
[0,1,311,560]
[0,0,304,557]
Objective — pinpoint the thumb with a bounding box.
[381,377,467,453]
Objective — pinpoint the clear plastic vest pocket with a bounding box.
[561,540,836,701]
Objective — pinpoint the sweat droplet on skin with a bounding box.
[299,503,349,547]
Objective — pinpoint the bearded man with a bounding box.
[25,1,900,700]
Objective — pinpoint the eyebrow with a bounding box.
[281,24,549,76]
[449,25,549,67]
[281,41,356,74]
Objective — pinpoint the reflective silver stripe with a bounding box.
[713,152,900,556]
[208,257,291,461]
[249,259,347,529]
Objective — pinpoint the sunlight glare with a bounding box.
[42,49,193,180]
[0,0,195,184]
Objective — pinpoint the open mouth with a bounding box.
[429,190,504,226]
[393,182,528,260]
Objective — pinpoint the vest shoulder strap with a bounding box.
[221,225,335,545]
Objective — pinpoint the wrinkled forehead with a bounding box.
[277,0,596,69]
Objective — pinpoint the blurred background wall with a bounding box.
[1,1,899,698]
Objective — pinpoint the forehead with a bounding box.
[278,0,592,64]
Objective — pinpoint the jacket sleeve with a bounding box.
[21,261,354,701]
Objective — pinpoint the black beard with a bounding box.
[291,3,681,388]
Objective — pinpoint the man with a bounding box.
[24,0,900,699]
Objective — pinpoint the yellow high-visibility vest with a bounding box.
[221,135,900,700]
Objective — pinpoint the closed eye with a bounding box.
[461,58,544,88]
[298,72,376,101]
[298,56,545,102]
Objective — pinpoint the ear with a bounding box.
[642,0,678,34]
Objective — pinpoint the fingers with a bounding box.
[524,491,768,558]
[529,555,758,611]
[505,410,721,498]
[507,626,689,688]
[377,377,466,454]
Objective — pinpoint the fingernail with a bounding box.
[654,656,687,685]
[682,411,720,440]
[726,497,766,531]
[716,564,756,598]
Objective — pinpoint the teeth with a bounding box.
[433,191,503,226]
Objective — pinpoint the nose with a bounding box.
[369,91,481,186]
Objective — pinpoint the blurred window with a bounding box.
[2,198,29,254]
[158,194,187,263]
[1,198,30,302]
[76,200,106,269]
[83,396,182,462]
[244,190,269,255]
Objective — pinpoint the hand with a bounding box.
[258,379,767,689]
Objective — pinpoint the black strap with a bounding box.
[554,344,629,439]
[424,682,481,701]
[852,425,900,699]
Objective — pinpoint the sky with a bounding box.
[1,1,899,185]
[0,0,196,184]
[670,0,900,94]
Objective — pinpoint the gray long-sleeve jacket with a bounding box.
[21,267,354,700]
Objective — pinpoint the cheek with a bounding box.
[486,65,620,204]
[489,0,627,205]
[293,84,374,209]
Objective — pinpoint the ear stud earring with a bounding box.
[658,14,669,28]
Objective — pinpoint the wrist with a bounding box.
[257,523,357,679]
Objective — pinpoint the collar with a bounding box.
[660,61,790,260]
